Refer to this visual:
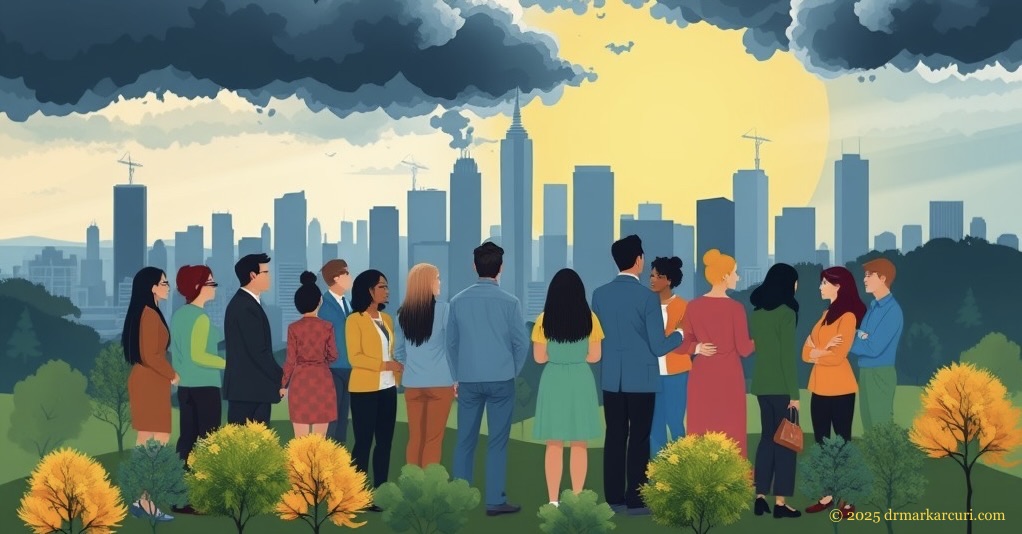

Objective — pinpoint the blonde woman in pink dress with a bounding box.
[678,249,755,458]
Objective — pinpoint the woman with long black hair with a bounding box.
[749,263,802,519]
[122,266,178,521]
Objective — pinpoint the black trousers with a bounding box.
[754,395,797,496]
[602,390,655,509]
[810,393,856,445]
[227,400,272,426]
[350,387,398,488]
[325,368,352,444]
[176,386,222,465]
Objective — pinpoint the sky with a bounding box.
[1,0,1021,251]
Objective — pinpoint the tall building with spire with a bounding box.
[499,89,533,314]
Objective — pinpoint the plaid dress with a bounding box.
[283,317,339,424]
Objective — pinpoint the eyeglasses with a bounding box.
[158,281,170,287]
[204,281,219,287]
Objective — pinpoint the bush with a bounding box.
[374,463,480,534]
[118,439,189,534]
[9,359,92,457]
[276,434,373,532]
[538,489,615,534]
[640,433,753,534]
[861,423,927,534]
[184,421,291,534]
[800,435,874,533]
[17,448,127,534]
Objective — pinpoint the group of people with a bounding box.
[119,233,903,521]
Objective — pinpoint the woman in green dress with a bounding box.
[532,268,604,507]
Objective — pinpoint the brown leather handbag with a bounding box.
[773,407,803,453]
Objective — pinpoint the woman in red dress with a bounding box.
[678,249,755,458]
[282,271,339,438]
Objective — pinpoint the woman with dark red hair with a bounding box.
[801,266,866,518]
[168,265,224,515]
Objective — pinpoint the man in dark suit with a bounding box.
[592,235,684,515]
[223,253,283,425]
[319,259,354,445]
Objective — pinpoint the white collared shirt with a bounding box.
[241,287,261,304]
[371,316,396,390]
[618,272,640,281]
[328,289,348,314]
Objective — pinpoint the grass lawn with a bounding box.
[2,422,1020,534]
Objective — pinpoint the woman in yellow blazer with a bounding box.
[346,269,403,510]
[802,266,865,518]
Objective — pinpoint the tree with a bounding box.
[375,463,481,534]
[513,376,534,440]
[910,362,1022,534]
[538,489,615,534]
[276,434,373,532]
[800,435,873,534]
[185,421,291,534]
[955,288,983,329]
[640,432,753,534]
[0,278,81,318]
[861,423,928,534]
[900,322,943,386]
[9,360,92,457]
[118,439,189,534]
[89,342,132,452]
[17,448,128,534]
[960,333,1022,394]
[6,308,42,365]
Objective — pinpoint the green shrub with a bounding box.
[374,463,480,534]
[9,360,92,457]
[538,489,615,534]
[861,422,928,534]
[118,439,188,534]
[800,435,874,533]
[640,433,753,534]
[184,421,290,534]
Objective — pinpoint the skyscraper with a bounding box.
[902,225,923,253]
[816,243,831,266]
[874,232,897,252]
[448,157,482,297]
[929,201,964,241]
[672,223,695,300]
[261,223,271,254]
[696,197,735,294]
[28,247,78,300]
[638,202,662,221]
[775,207,816,265]
[341,221,354,246]
[620,214,673,281]
[488,225,502,246]
[308,218,323,271]
[834,153,869,266]
[408,189,447,267]
[113,184,147,305]
[997,234,1020,250]
[499,90,533,312]
[149,240,167,272]
[173,225,204,310]
[82,224,106,306]
[733,169,769,289]
[369,206,400,300]
[542,184,568,282]
[573,165,615,300]
[238,237,262,259]
[274,192,308,329]
[210,213,235,329]
[355,219,369,274]
[969,216,987,240]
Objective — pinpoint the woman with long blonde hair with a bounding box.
[393,263,456,467]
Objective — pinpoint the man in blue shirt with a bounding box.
[851,258,904,430]
[319,259,354,445]
[447,241,529,517]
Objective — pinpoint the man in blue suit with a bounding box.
[592,235,684,515]
[319,259,354,445]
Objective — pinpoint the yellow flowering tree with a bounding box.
[17,448,128,534]
[276,434,373,532]
[184,421,291,534]
[910,362,1022,534]
[640,433,753,534]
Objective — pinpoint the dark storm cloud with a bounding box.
[0,0,593,121]
[429,109,474,149]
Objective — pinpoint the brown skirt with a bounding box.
[128,365,172,433]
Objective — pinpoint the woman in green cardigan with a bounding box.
[169,265,225,515]
[748,263,802,520]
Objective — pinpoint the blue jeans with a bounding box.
[452,379,515,507]
[650,373,689,456]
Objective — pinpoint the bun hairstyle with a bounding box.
[294,271,323,314]
[650,256,684,289]
[702,249,736,285]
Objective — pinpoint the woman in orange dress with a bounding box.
[123,266,178,522]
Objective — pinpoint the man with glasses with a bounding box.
[224,253,283,425]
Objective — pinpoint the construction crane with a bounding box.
[118,153,143,184]
[400,158,428,191]
[741,129,771,171]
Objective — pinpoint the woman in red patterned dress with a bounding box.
[282,271,339,437]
